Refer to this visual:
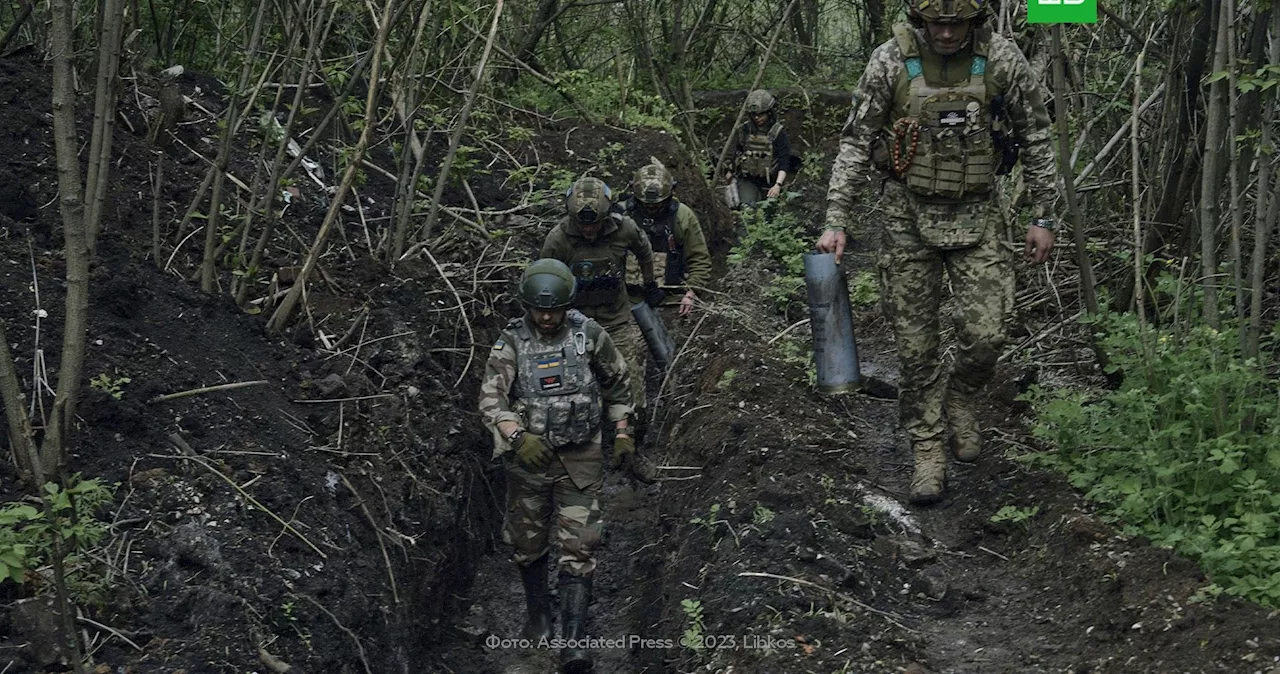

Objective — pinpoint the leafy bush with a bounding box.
[1021,312,1280,606]
[0,476,115,604]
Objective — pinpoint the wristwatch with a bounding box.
[1032,217,1058,232]
[506,428,525,445]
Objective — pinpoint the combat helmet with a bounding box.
[631,164,675,204]
[565,177,612,225]
[907,0,987,23]
[518,259,577,310]
[745,89,776,115]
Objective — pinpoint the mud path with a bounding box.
[428,233,1279,674]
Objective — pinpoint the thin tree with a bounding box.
[268,0,404,333]
[394,0,507,262]
[1197,0,1231,330]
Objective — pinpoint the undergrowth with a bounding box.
[1021,310,1280,606]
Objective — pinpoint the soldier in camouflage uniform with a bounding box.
[817,0,1059,505]
[479,258,635,673]
[727,89,794,207]
[622,161,713,316]
[542,177,660,483]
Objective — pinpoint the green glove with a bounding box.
[513,432,553,471]
[612,434,636,469]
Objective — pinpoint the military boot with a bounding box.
[519,556,553,642]
[946,392,982,463]
[908,441,947,505]
[558,572,593,673]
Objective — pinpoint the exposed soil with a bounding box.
[0,50,1277,674]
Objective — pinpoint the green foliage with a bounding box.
[689,502,722,531]
[508,70,681,132]
[0,477,114,604]
[752,504,776,525]
[850,270,880,306]
[681,598,706,652]
[991,505,1040,533]
[90,373,131,400]
[1021,311,1280,606]
[729,195,809,312]
[716,369,738,389]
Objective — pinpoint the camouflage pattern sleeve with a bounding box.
[621,215,656,284]
[824,40,901,230]
[989,33,1058,219]
[675,204,711,291]
[587,322,634,423]
[478,329,523,441]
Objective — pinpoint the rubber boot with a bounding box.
[519,556,553,642]
[558,572,593,673]
[946,392,982,463]
[908,440,946,505]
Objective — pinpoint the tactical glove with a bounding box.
[513,432,553,471]
[612,434,636,468]
[643,281,665,307]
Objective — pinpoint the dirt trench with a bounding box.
[1,51,1278,674]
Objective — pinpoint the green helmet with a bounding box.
[631,164,674,204]
[745,89,776,114]
[565,177,612,225]
[518,259,577,310]
[907,0,987,22]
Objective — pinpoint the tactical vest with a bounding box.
[509,311,602,448]
[566,213,627,309]
[890,24,997,202]
[628,199,685,287]
[737,122,784,180]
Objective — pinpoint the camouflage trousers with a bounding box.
[502,441,604,577]
[876,181,1015,444]
[605,321,646,414]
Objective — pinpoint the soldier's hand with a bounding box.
[643,281,666,307]
[1024,226,1055,265]
[612,434,636,469]
[679,291,697,316]
[514,432,553,471]
[817,228,848,265]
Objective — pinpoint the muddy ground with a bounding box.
[0,50,1278,674]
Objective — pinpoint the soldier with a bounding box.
[726,89,794,208]
[478,258,635,673]
[542,177,659,482]
[817,0,1058,505]
[622,161,713,317]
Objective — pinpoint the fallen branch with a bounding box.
[76,615,143,652]
[340,473,400,604]
[292,393,394,404]
[148,380,270,404]
[166,437,328,559]
[299,594,373,674]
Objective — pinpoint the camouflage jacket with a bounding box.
[478,314,633,458]
[541,212,655,328]
[825,24,1058,226]
[621,199,712,293]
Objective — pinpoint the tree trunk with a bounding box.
[1197,0,1231,330]
[1245,9,1280,359]
[83,0,125,256]
[1051,26,1100,317]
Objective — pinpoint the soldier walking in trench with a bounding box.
[542,176,660,483]
[622,162,712,318]
[726,89,796,208]
[817,0,1060,505]
[478,258,636,673]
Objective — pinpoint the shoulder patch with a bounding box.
[492,339,505,351]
